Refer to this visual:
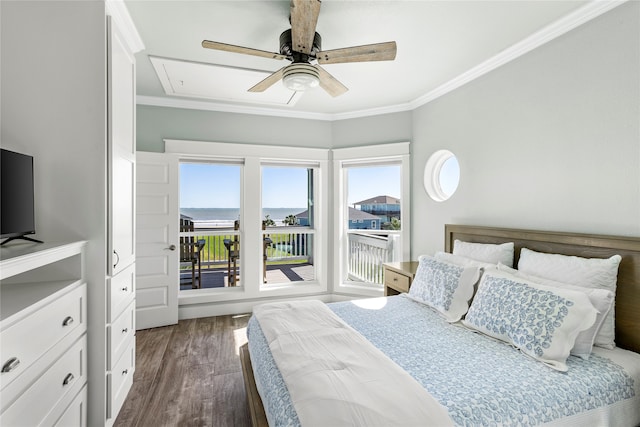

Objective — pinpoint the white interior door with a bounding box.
[135,151,179,329]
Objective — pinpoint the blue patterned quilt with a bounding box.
[247,295,635,426]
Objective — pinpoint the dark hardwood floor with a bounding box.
[114,314,252,427]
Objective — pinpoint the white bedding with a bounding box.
[253,300,454,427]
[545,346,640,427]
[247,296,640,426]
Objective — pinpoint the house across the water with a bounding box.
[296,207,381,230]
[353,195,400,224]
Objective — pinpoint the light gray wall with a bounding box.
[410,1,640,257]
[2,1,107,245]
[136,107,412,152]
[1,2,109,425]
[137,106,333,151]
[331,111,412,148]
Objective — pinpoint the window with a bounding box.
[261,164,317,285]
[333,143,411,295]
[179,161,242,290]
[424,149,460,202]
[167,139,329,302]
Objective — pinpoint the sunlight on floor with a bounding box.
[234,324,249,356]
[351,297,388,310]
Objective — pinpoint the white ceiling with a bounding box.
[123,0,616,120]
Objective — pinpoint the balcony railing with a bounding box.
[180,228,396,287]
[264,232,311,261]
[347,232,395,285]
[180,229,313,269]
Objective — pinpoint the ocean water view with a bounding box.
[180,207,306,228]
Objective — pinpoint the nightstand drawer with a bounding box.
[384,270,410,292]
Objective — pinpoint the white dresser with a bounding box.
[2,1,142,423]
[0,241,88,426]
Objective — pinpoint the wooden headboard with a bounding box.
[444,224,640,354]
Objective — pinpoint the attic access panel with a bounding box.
[150,56,301,106]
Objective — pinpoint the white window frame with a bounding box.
[332,142,411,297]
[260,161,320,289]
[165,139,329,307]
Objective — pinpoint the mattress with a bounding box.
[247,295,640,427]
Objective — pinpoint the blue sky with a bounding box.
[439,156,460,197]
[347,165,401,205]
[180,163,401,208]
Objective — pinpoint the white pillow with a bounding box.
[463,270,598,371]
[434,252,496,269]
[517,248,621,349]
[496,264,614,359]
[453,240,515,267]
[407,255,481,322]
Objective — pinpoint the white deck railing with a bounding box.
[181,228,395,286]
[347,232,395,284]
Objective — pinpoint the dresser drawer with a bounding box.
[109,263,135,322]
[52,384,87,427]
[0,336,87,426]
[108,301,135,368]
[384,269,410,292]
[0,283,86,392]
[107,337,135,420]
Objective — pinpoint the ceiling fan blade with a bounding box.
[290,0,321,55]
[317,41,397,64]
[316,65,348,97]
[248,67,286,92]
[202,40,287,61]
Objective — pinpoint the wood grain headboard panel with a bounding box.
[445,224,640,354]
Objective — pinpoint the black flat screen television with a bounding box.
[1,149,43,245]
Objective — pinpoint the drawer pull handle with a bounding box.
[62,316,74,327]
[122,328,128,334]
[1,357,20,373]
[122,369,129,375]
[121,286,128,292]
[393,277,398,281]
[113,250,120,269]
[63,373,74,386]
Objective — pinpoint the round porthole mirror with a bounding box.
[424,150,460,202]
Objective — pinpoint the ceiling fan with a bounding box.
[201,0,397,97]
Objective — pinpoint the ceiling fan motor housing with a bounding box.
[279,29,322,61]
[282,63,320,91]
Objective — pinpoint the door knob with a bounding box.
[166,244,176,251]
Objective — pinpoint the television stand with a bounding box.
[1,235,44,246]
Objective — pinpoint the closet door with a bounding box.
[106,16,137,425]
[108,17,136,276]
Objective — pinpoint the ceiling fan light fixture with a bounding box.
[282,63,320,91]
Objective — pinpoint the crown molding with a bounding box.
[136,0,627,121]
[106,0,145,53]
[408,0,627,110]
[330,102,414,121]
[137,95,335,121]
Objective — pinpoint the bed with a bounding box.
[240,225,640,426]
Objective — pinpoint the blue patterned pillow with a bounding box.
[463,271,598,371]
[496,264,614,359]
[407,255,481,322]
